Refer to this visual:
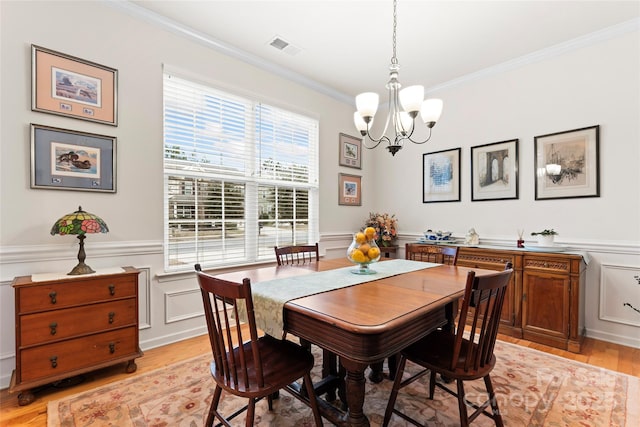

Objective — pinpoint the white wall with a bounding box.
[1,1,638,389]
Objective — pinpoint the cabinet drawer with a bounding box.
[20,298,137,347]
[18,327,138,383]
[17,275,137,313]
[457,252,515,270]
[524,256,570,273]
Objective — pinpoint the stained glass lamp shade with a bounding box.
[50,206,109,275]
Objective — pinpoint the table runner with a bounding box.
[240,259,440,337]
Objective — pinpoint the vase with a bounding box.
[347,236,381,275]
[537,234,555,246]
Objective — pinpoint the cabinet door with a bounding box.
[522,271,569,340]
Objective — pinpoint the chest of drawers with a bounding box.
[9,267,142,405]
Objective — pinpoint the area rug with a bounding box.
[48,340,639,426]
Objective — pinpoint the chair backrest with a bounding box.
[405,243,459,265]
[452,266,513,373]
[194,264,265,391]
[274,243,319,266]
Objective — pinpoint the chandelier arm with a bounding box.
[404,126,434,145]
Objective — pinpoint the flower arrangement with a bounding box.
[363,212,398,247]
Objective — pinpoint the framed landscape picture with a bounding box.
[423,148,461,203]
[32,45,118,125]
[31,124,116,193]
[534,125,599,200]
[338,173,362,206]
[339,133,362,169]
[471,139,519,201]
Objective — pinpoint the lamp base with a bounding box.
[68,262,96,275]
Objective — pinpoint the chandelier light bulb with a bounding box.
[420,98,444,127]
[355,92,379,120]
[399,85,424,115]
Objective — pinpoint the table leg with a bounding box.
[339,358,370,427]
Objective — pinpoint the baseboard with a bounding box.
[586,329,640,349]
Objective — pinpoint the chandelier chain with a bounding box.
[391,0,398,65]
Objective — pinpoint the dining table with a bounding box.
[209,257,498,427]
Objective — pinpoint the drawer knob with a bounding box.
[544,262,549,268]
[108,284,116,296]
[49,291,57,304]
[50,355,58,368]
[109,342,116,354]
[49,322,57,335]
[108,312,115,324]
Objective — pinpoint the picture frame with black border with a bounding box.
[471,138,519,201]
[534,125,599,200]
[423,148,461,203]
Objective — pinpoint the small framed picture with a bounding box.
[31,124,116,193]
[471,139,519,201]
[32,45,118,126]
[338,173,362,206]
[338,133,362,169]
[423,148,461,203]
[534,125,599,200]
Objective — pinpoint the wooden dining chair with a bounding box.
[405,242,459,265]
[194,264,323,427]
[274,243,320,265]
[383,264,514,427]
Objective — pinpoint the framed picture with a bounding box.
[423,148,461,203]
[31,124,116,193]
[338,173,362,206]
[338,133,362,169]
[32,45,118,126]
[534,125,599,200]
[471,139,519,201]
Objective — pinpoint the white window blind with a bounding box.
[163,73,319,271]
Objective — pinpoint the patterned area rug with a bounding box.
[48,340,639,426]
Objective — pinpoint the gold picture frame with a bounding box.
[338,173,362,206]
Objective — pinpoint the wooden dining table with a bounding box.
[210,257,497,427]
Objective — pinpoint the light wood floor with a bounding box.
[1,333,638,426]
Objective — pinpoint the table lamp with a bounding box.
[50,206,109,275]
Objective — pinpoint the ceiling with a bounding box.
[127,1,639,104]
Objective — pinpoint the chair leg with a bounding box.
[245,398,256,427]
[456,379,470,427]
[484,374,504,427]
[303,372,324,427]
[382,355,407,427]
[428,370,437,399]
[206,386,222,427]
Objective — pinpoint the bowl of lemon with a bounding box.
[347,227,382,274]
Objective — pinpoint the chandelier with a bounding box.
[353,0,443,156]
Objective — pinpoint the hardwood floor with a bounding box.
[1,333,638,426]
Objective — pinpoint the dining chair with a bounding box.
[194,264,323,427]
[383,264,514,427]
[274,243,320,265]
[371,243,461,382]
[272,243,342,403]
[405,242,459,265]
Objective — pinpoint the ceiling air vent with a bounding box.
[268,36,302,56]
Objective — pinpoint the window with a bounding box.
[163,73,319,271]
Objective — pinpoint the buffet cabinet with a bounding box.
[10,267,142,405]
[415,245,587,353]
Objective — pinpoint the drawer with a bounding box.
[20,298,137,347]
[18,327,138,383]
[457,252,515,270]
[17,274,137,313]
[524,256,570,273]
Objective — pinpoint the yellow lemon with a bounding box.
[351,250,366,263]
[359,243,370,254]
[364,227,376,239]
[355,232,366,244]
[368,247,380,260]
